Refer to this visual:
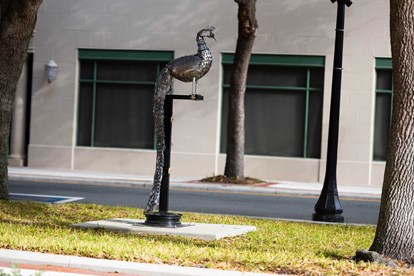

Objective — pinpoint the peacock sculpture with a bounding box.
[144,26,215,214]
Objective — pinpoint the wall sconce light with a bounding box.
[45,59,58,83]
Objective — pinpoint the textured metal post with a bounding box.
[159,95,173,212]
[144,94,203,227]
[145,95,182,227]
[159,94,204,210]
[313,0,352,223]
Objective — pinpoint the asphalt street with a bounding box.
[9,179,380,225]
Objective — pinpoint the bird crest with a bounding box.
[197,25,216,40]
[205,25,215,31]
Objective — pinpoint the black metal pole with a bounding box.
[159,95,173,212]
[313,0,352,223]
[159,94,203,211]
[144,95,182,227]
[145,94,203,228]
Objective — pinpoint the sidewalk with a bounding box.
[8,166,382,199]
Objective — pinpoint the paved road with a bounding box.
[9,179,380,225]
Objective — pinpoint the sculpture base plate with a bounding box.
[71,218,256,240]
[312,213,344,223]
[144,212,182,228]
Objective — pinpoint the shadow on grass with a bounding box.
[0,200,52,217]
[319,250,346,261]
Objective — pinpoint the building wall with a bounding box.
[26,0,390,186]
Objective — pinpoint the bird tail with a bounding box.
[144,66,173,214]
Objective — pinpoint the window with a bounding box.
[221,54,325,158]
[77,49,173,149]
[373,58,393,161]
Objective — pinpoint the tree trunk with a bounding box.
[224,0,258,181]
[369,0,414,262]
[0,0,43,199]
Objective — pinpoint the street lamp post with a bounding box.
[313,0,352,223]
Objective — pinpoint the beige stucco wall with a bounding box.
[26,0,389,186]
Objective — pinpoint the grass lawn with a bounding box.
[0,201,411,275]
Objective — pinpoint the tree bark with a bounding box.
[224,0,258,181]
[369,0,414,262]
[0,0,43,199]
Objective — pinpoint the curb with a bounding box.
[0,249,279,276]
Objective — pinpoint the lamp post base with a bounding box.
[312,213,344,223]
[144,212,182,228]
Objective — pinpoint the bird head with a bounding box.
[197,25,216,41]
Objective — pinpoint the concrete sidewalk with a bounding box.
[8,166,382,199]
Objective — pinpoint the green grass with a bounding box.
[0,201,411,275]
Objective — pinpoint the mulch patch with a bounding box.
[199,175,265,185]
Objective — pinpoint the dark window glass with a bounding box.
[309,68,324,89]
[93,84,154,148]
[222,64,232,85]
[307,90,323,158]
[373,66,393,161]
[221,89,306,157]
[246,66,307,88]
[220,88,229,154]
[221,56,324,158]
[96,61,158,82]
[245,89,305,157]
[77,52,170,149]
[80,60,94,80]
[374,93,392,161]
[77,83,93,146]
[376,70,392,90]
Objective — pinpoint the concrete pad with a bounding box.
[71,218,256,240]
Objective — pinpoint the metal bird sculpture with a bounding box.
[144,26,215,214]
